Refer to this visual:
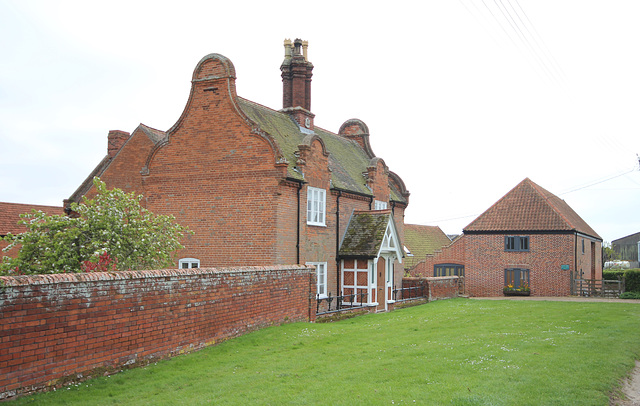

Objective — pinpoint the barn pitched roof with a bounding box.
[464,178,601,240]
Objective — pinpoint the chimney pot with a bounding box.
[293,38,303,56]
[283,39,293,58]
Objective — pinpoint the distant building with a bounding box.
[612,232,640,268]
[410,178,602,297]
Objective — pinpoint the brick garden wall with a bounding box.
[0,265,315,399]
[401,277,460,302]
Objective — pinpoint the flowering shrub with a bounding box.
[1,177,191,275]
[81,251,118,273]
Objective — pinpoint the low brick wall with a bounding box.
[402,276,460,301]
[0,265,315,399]
[426,276,460,300]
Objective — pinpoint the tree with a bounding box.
[1,178,191,275]
[602,241,620,266]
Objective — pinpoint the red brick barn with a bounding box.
[66,39,410,310]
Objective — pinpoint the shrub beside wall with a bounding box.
[624,269,640,292]
[0,265,315,399]
[602,270,626,281]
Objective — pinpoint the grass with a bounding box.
[11,299,640,405]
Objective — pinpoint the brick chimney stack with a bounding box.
[107,130,130,158]
[280,38,315,130]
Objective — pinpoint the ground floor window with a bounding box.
[342,258,373,304]
[306,261,327,298]
[434,264,464,277]
[179,258,200,268]
[504,268,530,289]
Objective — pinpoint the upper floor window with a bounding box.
[306,261,327,298]
[179,258,200,269]
[505,236,529,252]
[307,187,326,226]
[374,200,388,210]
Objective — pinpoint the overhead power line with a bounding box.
[559,168,636,196]
[460,0,565,85]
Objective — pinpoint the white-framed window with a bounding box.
[374,200,388,210]
[307,261,328,298]
[306,187,326,226]
[179,258,200,269]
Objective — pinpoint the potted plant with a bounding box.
[503,281,531,296]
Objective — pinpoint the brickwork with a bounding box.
[412,236,466,277]
[465,233,577,297]
[0,265,315,400]
[401,277,460,301]
[576,235,603,280]
[427,277,461,300]
[91,127,155,201]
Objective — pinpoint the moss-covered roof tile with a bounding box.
[339,211,391,257]
[238,98,406,202]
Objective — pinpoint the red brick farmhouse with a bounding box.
[65,39,409,311]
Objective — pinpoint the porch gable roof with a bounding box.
[339,209,403,261]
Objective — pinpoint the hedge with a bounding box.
[625,269,640,293]
[603,270,626,281]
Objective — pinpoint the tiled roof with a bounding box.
[339,210,393,257]
[238,98,407,203]
[0,202,64,236]
[464,178,601,240]
[404,224,452,258]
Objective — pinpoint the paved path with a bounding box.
[470,296,640,304]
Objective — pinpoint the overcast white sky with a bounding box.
[1,0,639,243]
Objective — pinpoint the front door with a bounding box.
[376,257,386,311]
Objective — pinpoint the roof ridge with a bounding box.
[137,123,165,132]
[464,180,524,230]
[526,179,574,230]
[0,201,63,209]
[237,96,340,138]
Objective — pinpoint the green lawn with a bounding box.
[12,299,640,405]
